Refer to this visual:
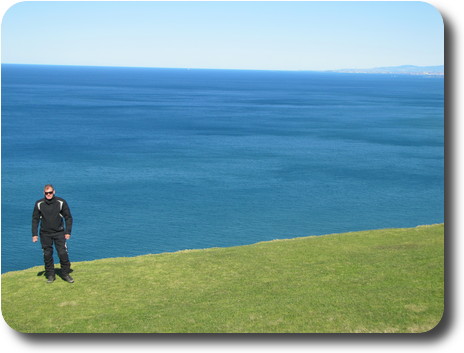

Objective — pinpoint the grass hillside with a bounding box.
[2,224,444,333]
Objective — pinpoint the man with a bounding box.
[32,184,74,283]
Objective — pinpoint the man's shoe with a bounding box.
[62,274,74,283]
[46,276,55,283]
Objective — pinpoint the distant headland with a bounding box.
[328,65,444,76]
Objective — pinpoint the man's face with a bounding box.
[44,187,55,200]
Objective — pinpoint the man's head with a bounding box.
[44,184,55,200]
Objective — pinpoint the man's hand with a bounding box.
[32,236,38,243]
[65,234,71,240]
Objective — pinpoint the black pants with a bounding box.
[40,233,71,276]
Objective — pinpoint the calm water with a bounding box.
[1,64,444,273]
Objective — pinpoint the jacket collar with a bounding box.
[44,196,56,204]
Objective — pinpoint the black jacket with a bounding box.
[32,196,73,236]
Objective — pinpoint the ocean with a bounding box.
[1,64,444,273]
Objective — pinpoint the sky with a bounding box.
[1,1,444,71]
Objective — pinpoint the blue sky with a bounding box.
[1,1,444,71]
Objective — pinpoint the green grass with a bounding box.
[2,224,444,333]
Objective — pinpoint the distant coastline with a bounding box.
[328,64,444,76]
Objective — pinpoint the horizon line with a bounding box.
[1,62,444,73]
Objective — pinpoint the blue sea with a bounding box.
[1,64,444,273]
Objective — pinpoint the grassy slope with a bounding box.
[1,224,444,333]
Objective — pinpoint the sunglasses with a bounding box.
[44,191,54,195]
